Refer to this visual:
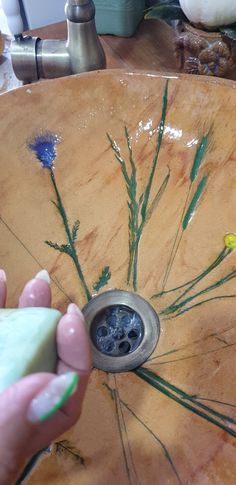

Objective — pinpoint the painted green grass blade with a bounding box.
[141,80,169,224]
[107,133,130,186]
[15,448,49,485]
[71,219,80,242]
[190,134,209,182]
[93,266,111,292]
[122,401,184,485]
[135,368,236,438]
[152,247,230,299]
[165,247,231,307]
[125,126,136,175]
[165,295,236,319]
[195,397,236,409]
[147,370,236,425]
[145,167,170,225]
[163,269,236,315]
[50,170,92,302]
[182,175,208,230]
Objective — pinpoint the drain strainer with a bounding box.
[83,290,160,373]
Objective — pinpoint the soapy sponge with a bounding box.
[0,307,61,393]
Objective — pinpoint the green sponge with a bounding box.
[0,308,62,393]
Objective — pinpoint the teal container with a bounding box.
[94,0,146,37]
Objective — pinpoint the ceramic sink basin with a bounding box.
[0,70,236,484]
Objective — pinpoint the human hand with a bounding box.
[0,269,91,485]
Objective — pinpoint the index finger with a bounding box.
[56,305,92,420]
[56,304,91,373]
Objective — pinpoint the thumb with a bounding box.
[0,372,79,484]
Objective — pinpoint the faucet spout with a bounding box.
[7,0,106,83]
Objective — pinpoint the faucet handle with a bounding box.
[2,0,24,36]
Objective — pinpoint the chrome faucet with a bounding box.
[2,0,106,83]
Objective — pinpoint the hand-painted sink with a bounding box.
[0,70,236,484]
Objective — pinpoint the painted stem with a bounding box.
[132,232,141,291]
[165,294,236,319]
[108,81,169,291]
[161,247,231,316]
[162,269,236,316]
[121,400,183,485]
[135,368,236,439]
[131,80,169,290]
[194,397,236,409]
[125,127,139,288]
[152,247,231,299]
[161,183,192,291]
[170,248,231,307]
[161,134,210,291]
[15,448,49,485]
[182,175,208,230]
[50,170,91,302]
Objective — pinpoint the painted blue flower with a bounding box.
[28,132,60,169]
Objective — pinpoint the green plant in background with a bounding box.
[145,0,187,23]
[145,0,236,37]
[108,80,170,291]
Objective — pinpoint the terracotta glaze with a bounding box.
[0,70,236,484]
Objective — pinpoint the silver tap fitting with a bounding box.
[11,0,106,83]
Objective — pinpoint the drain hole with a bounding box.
[97,326,108,337]
[128,330,139,339]
[119,341,131,354]
[90,304,144,357]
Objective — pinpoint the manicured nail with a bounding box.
[27,372,79,423]
[67,303,84,318]
[35,270,50,284]
[0,269,6,282]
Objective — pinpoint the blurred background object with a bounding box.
[0,30,4,56]
[145,1,236,79]
[2,0,147,37]
[0,0,23,92]
[20,0,65,30]
[93,0,145,37]
[0,0,11,35]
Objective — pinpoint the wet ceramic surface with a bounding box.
[0,70,236,484]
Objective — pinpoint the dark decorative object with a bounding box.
[146,1,236,78]
[175,23,236,77]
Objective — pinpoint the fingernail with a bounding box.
[27,372,79,423]
[35,270,50,284]
[67,303,84,318]
[0,269,6,282]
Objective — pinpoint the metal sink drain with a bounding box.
[83,290,160,373]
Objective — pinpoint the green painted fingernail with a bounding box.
[27,372,79,423]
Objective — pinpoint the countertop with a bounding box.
[0,19,179,95]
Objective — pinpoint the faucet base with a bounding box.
[11,36,40,83]
[10,0,106,83]
[37,40,71,79]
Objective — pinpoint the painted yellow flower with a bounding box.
[224,233,236,249]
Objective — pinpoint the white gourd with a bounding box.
[179,0,236,28]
